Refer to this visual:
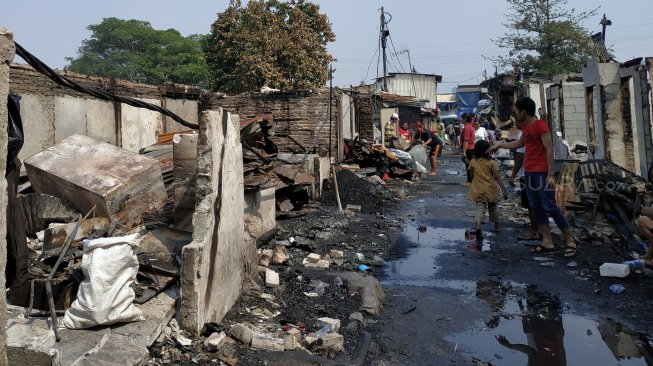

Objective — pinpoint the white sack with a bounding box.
[63,233,144,329]
[408,145,429,168]
[415,162,428,174]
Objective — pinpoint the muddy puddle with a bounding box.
[381,222,481,286]
[449,283,653,365]
[383,221,653,365]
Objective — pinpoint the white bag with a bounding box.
[408,145,429,168]
[63,233,144,329]
[414,161,428,174]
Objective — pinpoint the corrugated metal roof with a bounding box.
[373,73,439,109]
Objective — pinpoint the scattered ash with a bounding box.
[320,169,397,214]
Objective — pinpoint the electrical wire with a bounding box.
[14,42,199,130]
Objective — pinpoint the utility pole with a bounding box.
[380,7,389,92]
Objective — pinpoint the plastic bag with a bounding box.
[408,145,428,168]
[414,161,428,174]
[63,234,144,329]
[7,92,24,165]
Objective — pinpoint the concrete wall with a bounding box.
[1,27,14,366]
[243,187,276,241]
[9,64,199,159]
[583,60,620,163]
[201,89,339,156]
[547,81,587,145]
[180,108,250,335]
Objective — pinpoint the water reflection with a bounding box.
[495,287,566,365]
[451,282,653,365]
[599,318,653,364]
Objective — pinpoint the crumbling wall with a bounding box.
[180,108,250,335]
[8,64,199,158]
[202,89,339,155]
[355,94,374,142]
[561,82,587,144]
[0,28,14,366]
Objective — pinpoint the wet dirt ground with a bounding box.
[151,147,653,365]
[366,147,653,366]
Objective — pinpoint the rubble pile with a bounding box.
[241,114,316,212]
[9,135,186,336]
[343,137,426,180]
[321,168,398,214]
[566,160,653,252]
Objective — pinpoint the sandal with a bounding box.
[531,245,555,254]
[518,234,542,241]
[564,245,577,258]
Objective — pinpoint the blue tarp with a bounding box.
[456,91,481,118]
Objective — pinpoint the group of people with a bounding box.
[461,97,577,258]
[447,113,499,148]
[384,113,444,176]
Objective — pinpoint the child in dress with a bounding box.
[467,140,508,236]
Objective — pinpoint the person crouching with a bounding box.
[467,140,509,236]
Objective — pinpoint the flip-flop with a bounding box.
[518,234,542,241]
[531,245,555,254]
[564,245,577,258]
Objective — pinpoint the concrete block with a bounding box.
[330,250,344,258]
[6,318,60,366]
[315,260,331,269]
[204,331,227,352]
[599,263,630,278]
[265,268,280,288]
[251,334,284,351]
[25,134,167,226]
[73,334,149,366]
[306,253,321,263]
[111,289,177,348]
[284,328,303,350]
[230,323,253,345]
[317,333,344,352]
[345,204,362,213]
[317,317,341,333]
[244,187,276,240]
[51,328,111,366]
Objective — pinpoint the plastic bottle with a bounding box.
[315,324,331,337]
[609,284,625,294]
[625,259,645,269]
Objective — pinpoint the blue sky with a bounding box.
[2,0,652,92]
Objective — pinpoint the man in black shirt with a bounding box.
[412,122,443,176]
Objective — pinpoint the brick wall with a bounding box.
[201,89,340,154]
[561,82,587,144]
[354,94,374,142]
[9,64,163,99]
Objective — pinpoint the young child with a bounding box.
[466,140,508,236]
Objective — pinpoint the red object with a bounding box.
[398,128,412,141]
[382,172,390,181]
[462,123,476,151]
[522,119,550,173]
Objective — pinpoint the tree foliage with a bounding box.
[492,0,598,76]
[204,0,336,93]
[66,17,209,88]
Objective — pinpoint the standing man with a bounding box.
[413,122,442,176]
[490,97,576,257]
[384,113,398,146]
[460,113,476,184]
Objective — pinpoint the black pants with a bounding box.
[464,149,474,182]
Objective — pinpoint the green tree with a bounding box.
[66,17,209,88]
[492,0,598,76]
[204,0,336,93]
